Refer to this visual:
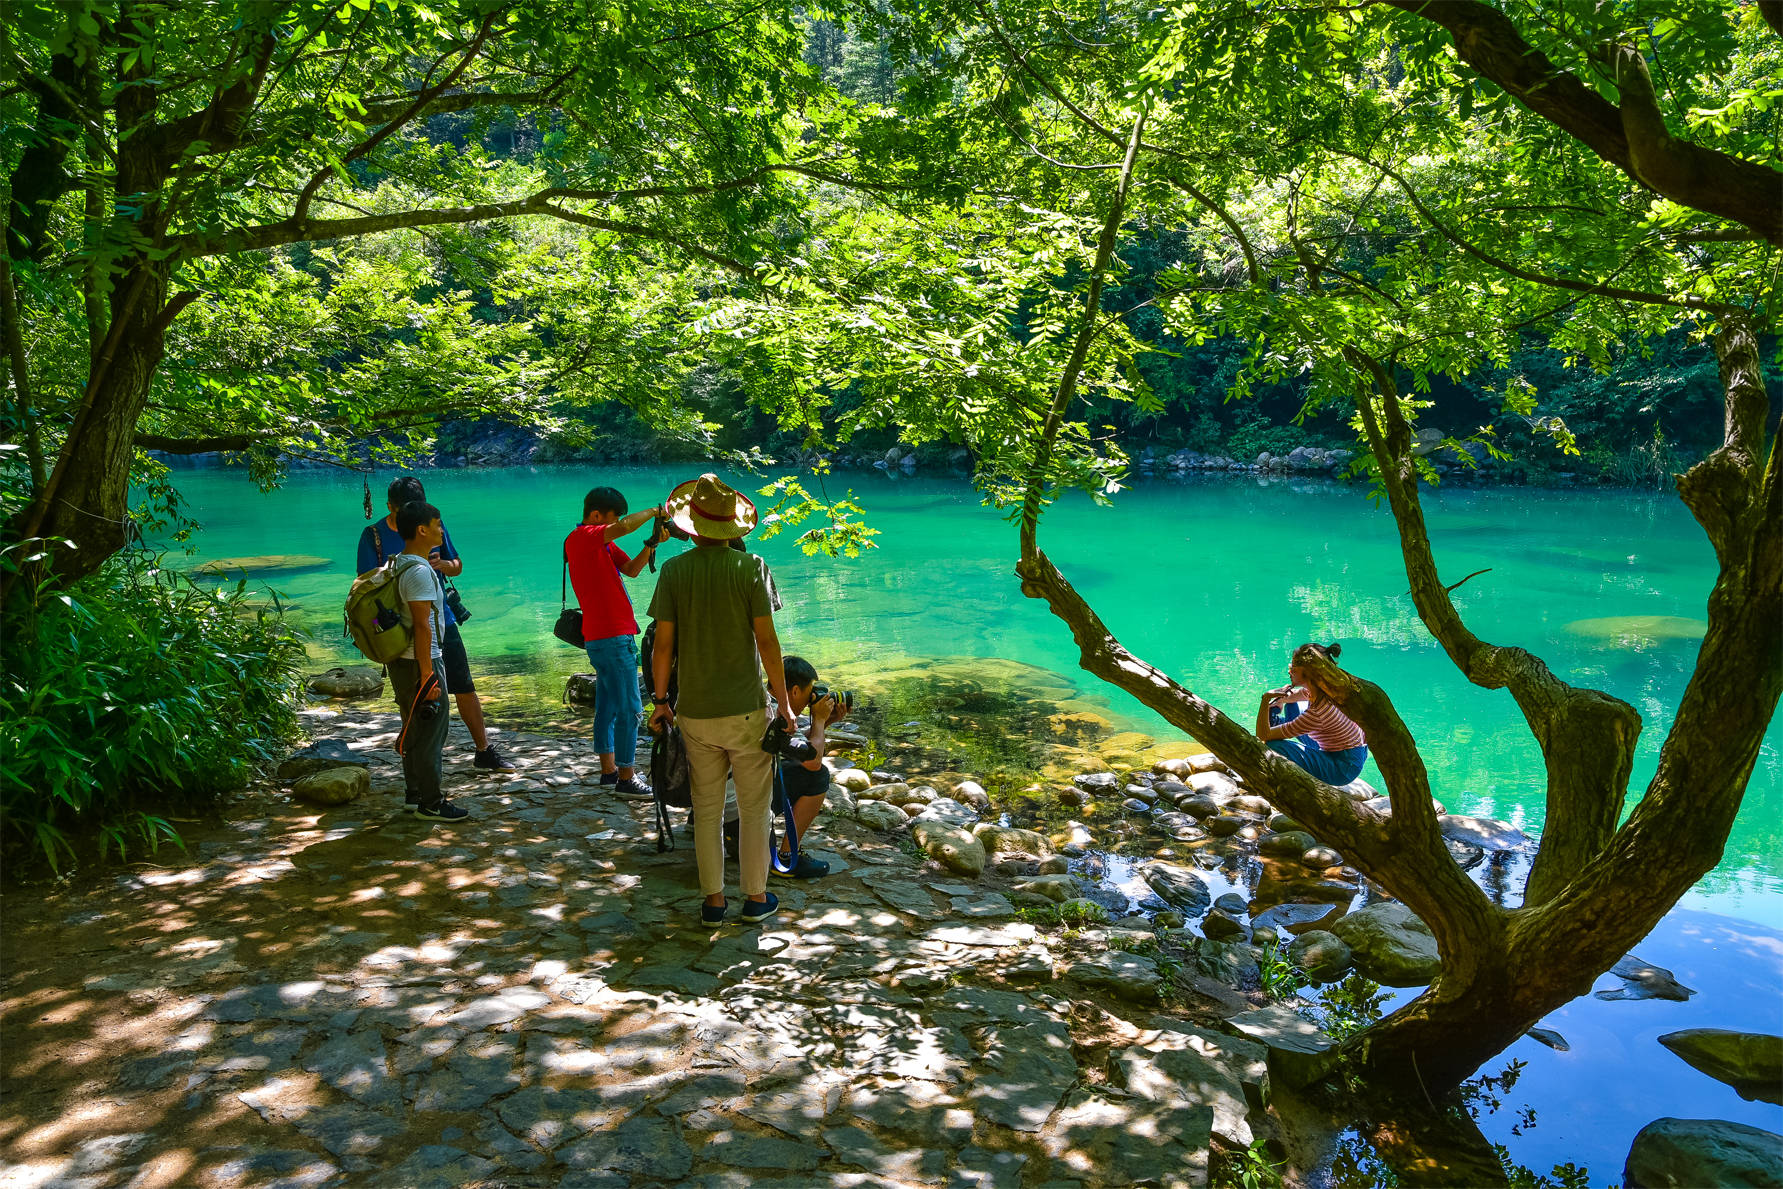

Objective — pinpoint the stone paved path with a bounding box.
[1,708,1276,1189]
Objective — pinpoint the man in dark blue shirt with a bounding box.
[357,476,516,772]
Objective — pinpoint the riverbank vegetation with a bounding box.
[0,548,306,870]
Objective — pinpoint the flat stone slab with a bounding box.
[1043,1089,1212,1187]
[1228,1003,1337,1089]
[1066,952,1163,1003]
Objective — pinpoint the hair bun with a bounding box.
[1325,642,1343,659]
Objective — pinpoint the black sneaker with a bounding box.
[414,799,470,822]
[772,853,830,879]
[598,771,619,786]
[473,747,517,772]
[613,776,652,799]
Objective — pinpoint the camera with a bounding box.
[443,581,472,624]
[810,684,854,712]
[761,716,818,763]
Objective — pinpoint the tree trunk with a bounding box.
[21,262,170,584]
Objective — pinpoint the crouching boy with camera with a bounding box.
[763,655,850,879]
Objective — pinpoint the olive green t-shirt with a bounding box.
[647,544,775,719]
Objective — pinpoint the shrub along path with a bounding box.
[1,706,1281,1188]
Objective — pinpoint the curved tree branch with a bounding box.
[1379,0,1783,245]
[1345,346,1642,906]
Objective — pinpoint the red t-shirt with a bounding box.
[564,524,638,643]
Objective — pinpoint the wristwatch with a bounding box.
[651,694,671,704]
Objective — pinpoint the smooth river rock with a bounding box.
[307,665,386,698]
[1142,862,1212,915]
[1658,1029,1783,1104]
[292,767,369,807]
[1329,902,1440,986]
[973,823,1050,857]
[911,819,986,877]
[855,800,910,831]
[1623,1117,1783,1188]
[1438,814,1532,852]
[1259,830,1317,858]
[1287,930,1353,983]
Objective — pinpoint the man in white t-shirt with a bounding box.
[389,502,468,822]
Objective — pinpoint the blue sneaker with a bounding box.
[700,899,728,925]
[740,893,778,924]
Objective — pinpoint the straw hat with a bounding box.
[665,473,757,540]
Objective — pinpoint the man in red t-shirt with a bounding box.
[565,486,664,795]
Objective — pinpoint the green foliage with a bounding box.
[0,548,306,874]
[756,469,881,557]
[1257,942,1310,1000]
[1308,972,1389,1043]
[1210,1138,1287,1189]
[1057,898,1111,925]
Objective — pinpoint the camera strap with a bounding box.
[395,668,443,756]
[768,764,800,874]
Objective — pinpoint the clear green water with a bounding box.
[161,463,1782,917]
[159,463,1783,1179]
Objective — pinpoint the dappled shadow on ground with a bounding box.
[2,709,1239,1188]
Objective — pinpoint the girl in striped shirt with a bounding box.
[1255,641,1369,785]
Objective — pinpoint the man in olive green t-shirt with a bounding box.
[647,474,794,926]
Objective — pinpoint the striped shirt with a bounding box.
[1280,699,1367,751]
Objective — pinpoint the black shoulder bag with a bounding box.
[553,545,584,647]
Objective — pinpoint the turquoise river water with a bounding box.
[161,464,1782,1181]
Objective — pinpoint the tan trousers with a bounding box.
[679,708,773,898]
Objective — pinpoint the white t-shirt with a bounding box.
[394,554,445,660]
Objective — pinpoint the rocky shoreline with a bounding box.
[152,420,1619,488]
[6,689,1778,1189]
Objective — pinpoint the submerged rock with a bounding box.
[1259,830,1317,858]
[564,673,597,704]
[1623,1117,1783,1189]
[1658,1030,1783,1104]
[1142,862,1212,915]
[1438,814,1532,852]
[1329,902,1440,986]
[1597,955,1696,1002]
